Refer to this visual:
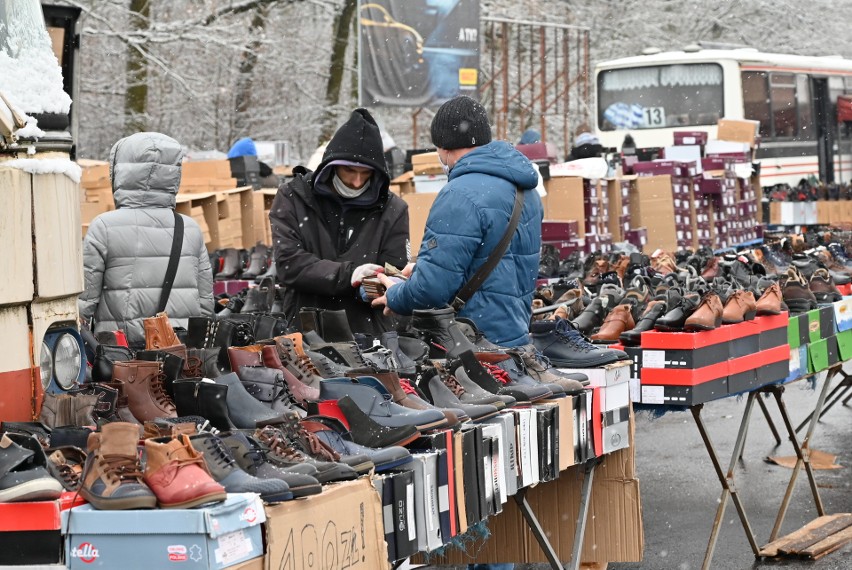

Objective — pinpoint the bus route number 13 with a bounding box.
[642,107,666,127]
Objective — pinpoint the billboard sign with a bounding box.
[359,0,480,108]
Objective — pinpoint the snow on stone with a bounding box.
[0,2,72,115]
[6,158,82,183]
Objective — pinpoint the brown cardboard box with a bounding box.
[769,201,781,225]
[403,192,438,255]
[412,152,443,175]
[181,159,232,179]
[228,556,264,570]
[817,200,831,225]
[78,159,110,189]
[80,202,108,224]
[717,118,760,147]
[391,171,415,194]
[630,175,677,252]
[263,478,387,570]
[421,408,641,565]
[544,176,586,236]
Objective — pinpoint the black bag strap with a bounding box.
[452,187,525,312]
[157,211,184,314]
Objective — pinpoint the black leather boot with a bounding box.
[571,297,606,335]
[318,309,356,342]
[255,260,276,285]
[240,243,269,280]
[215,248,241,281]
[620,300,668,346]
[380,331,417,374]
[186,317,218,349]
[187,347,224,378]
[241,278,275,314]
[92,345,134,384]
[333,396,420,448]
[172,379,235,432]
[654,293,701,332]
[411,307,477,359]
[299,308,323,337]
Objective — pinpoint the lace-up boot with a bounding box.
[46,446,86,491]
[781,267,818,313]
[261,345,320,403]
[530,319,628,368]
[80,422,157,510]
[113,360,177,422]
[417,370,500,421]
[220,431,321,497]
[252,423,360,483]
[143,435,226,508]
[319,379,447,431]
[810,268,842,303]
[272,337,323,390]
[330,397,420,448]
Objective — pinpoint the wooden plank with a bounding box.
[32,172,84,299]
[760,514,848,557]
[0,169,34,305]
[800,522,852,560]
[778,514,852,555]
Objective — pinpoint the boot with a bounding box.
[112,360,177,422]
[380,332,417,374]
[255,260,277,286]
[756,283,783,316]
[509,347,588,392]
[299,308,323,337]
[217,372,299,427]
[781,267,818,313]
[189,433,292,502]
[333,396,420,448]
[215,248,241,281]
[236,365,302,415]
[80,422,157,510]
[590,304,635,343]
[300,419,413,472]
[444,361,515,407]
[142,312,181,350]
[172,379,236,431]
[458,350,551,402]
[570,297,606,335]
[186,317,218,349]
[46,446,86,491]
[530,320,628,368]
[684,292,724,331]
[654,292,701,332]
[722,290,757,324]
[351,370,462,427]
[135,349,184,398]
[228,345,264,369]
[69,382,120,422]
[0,433,64,502]
[100,382,140,424]
[411,307,477,359]
[240,242,269,280]
[701,256,720,280]
[260,345,320,404]
[810,268,842,303]
[273,337,323,391]
[143,435,226,509]
[620,300,667,346]
[417,371,500,422]
[319,309,356,343]
[220,432,321,497]
[241,279,275,314]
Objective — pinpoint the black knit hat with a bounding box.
[318,108,388,180]
[430,95,492,150]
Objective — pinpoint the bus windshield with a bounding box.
[597,63,724,131]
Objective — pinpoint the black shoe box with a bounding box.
[0,501,63,565]
[640,377,728,407]
[756,359,790,386]
[728,368,758,395]
[756,313,789,351]
[729,321,761,359]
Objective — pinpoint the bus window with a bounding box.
[830,76,851,140]
[770,73,797,138]
[797,74,814,141]
[597,63,723,131]
[742,71,771,139]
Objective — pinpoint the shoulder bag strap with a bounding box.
[451,187,525,312]
[157,210,184,314]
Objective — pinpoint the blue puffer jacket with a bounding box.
[386,140,542,346]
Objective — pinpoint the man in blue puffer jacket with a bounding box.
[374,95,542,347]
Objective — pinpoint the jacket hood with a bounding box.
[110,132,183,209]
[448,140,539,190]
[315,109,390,194]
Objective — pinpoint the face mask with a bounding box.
[438,151,451,175]
[332,173,370,199]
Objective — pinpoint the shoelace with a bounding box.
[482,363,511,385]
[205,436,238,468]
[441,374,466,397]
[255,427,307,463]
[151,373,176,410]
[399,378,418,396]
[50,452,82,488]
[185,356,203,378]
[100,454,145,484]
[553,320,596,353]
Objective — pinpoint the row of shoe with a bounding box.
[210,242,275,282]
[764,179,852,202]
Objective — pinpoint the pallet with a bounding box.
[760,514,852,560]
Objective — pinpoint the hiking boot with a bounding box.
[417,371,500,422]
[411,307,478,359]
[113,360,177,422]
[684,292,724,331]
[810,268,842,303]
[530,319,628,368]
[272,337,323,390]
[142,312,181,350]
[190,432,293,502]
[144,435,226,509]
[620,300,667,346]
[781,267,818,313]
[221,431,321,497]
[0,434,63,502]
[722,290,757,324]
[80,422,157,510]
[756,283,784,316]
[591,304,635,343]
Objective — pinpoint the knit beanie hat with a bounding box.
[430,95,492,150]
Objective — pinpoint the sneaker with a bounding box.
[0,434,63,502]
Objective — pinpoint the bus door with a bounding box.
[812,77,834,183]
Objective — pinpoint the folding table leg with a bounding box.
[757,393,782,446]
[568,460,596,570]
[795,366,847,433]
[691,398,761,570]
[513,487,565,570]
[766,371,832,542]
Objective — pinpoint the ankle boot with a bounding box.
[590,304,635,343]
[135,349,184,398]
[100,382,140,424]
[218,372,298,427]
[143,312,181,350]
[256,260,277,286]
[349,369,461,427]
[80,422,157,510]
[684,292,724,331]
[186,317,218,349]
[240,243,269,280]
[172,379,236,431]
[186,347,222,378]
[215,248,241,281]
[70,382,120,422]
[241,279,275,314]
[112,360,177,422]
[411,307,477,359]
[273,337,323,391]
[92,345,134,384]
[228,345,264,370]
[380,331,417,374]
[143,435,226,509]
[260,345,320,403]
[620,300,667,346]
[334,396,420,448]
[570,297,606,335]
[299,308,323,337]
[319,309,356,343]
[236,365,301,415]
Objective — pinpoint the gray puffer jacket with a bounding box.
[78,132,214,347]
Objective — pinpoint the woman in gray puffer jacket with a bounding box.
[78,132,214,348]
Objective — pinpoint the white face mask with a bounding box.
[332,173,370,199]
[438,150,451,175]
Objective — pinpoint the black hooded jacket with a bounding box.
[270,109,409,335]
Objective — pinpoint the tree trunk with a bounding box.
[124,0,150,135]
[233,6,269,139]
[320,0,357,143]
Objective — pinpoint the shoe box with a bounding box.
[837,329,852,361]
[213,279,252,296]
[786,344,809,381]
[62,493,265,570]
[408,429,456,541]
[808,335,840,373]
[391,452,443,553]
[0,499,63,565]
[557,360,631,387]
[483,412,520,496]
[832,297,852,332]
[374,469,417,562]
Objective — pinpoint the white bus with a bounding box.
[594,47,852,186]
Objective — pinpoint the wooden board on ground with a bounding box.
[760,514,852,558]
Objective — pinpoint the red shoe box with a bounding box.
[0,500,63,565]
[541,220,579,241]
[674,131,709,146]
[838,283,852,296]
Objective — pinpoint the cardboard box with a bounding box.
[556,360,630,387]
[0,500,62,565]
[403,191,438,255]
[544,176,586,236]
[182,159,233,179]
[411,152,443,175]
[62,494,265,570]
[630,175,677,252]
[390,171,414,194]
[717,118,760,147]
[413,173,448,193]
[264,479,386,570]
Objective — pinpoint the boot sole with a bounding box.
[158,490,227,509]
[80,487,158,510]
[0,478,63,503]
[468,409,501,423]
[549,354,622,368]
[590,338,618,344]
[416,419,451,431]
[785,299,817,313]
[289,483,323,498]
[374,455,415,473]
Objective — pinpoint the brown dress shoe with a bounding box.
[651,250,678,275]
[756,283,783,315]
[590,304,635,343]
[721,290,757,324]
[701,257,720,280]
[684,292,724,331]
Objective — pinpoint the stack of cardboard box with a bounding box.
[179,160,238,194]
[78,160,114,236]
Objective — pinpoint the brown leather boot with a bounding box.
[554,288,585,319]
[143,312,181,350]
[611,255,630,283]
[112,361,176,422]
[651,250,678,275]
[701,257,720,280]
[80,422,157,510]
[227,345,264,369]
[722,290,757,324]
[101,382,141,424]
[590,304,635,343]
[260,345,320,404]
[684,292,724,331]
[273,337,323,390]
[584,259,610,288]
[756,283,783,315]
[143,435,226,509]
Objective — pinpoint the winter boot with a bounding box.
[142,312,181,350]
[235,366,302,416]
[319,309,356,343]
[215,248,241,281]
[172,379,236,432]
[143,435,226,508]
[112,360,177,422]
[411,307,477,359]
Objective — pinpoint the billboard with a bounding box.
[358,0,480,108]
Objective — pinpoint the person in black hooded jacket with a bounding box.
[269,108,409,335]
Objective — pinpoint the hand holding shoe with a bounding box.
[351,263,383,287]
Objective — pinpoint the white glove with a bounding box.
[351,263,383,287]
